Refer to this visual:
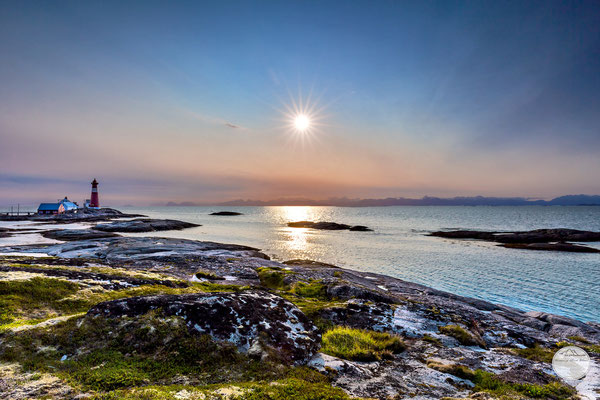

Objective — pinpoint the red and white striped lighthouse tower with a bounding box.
[90,179,100,208]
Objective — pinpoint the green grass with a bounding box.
[195,270,224,280]
[566,335,590,344]
[0,274,247,332]
[438,324,483,347]
[292,280,328,299]
[0,311,352,396]
[583,344,600,354]
[513,345,555,363]
[1,311,277,391]
[92,378,356,400]
[321,326,405,361]
[0,277,81,327]
[422,334,442,346]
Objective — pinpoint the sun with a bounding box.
[276,87,329,145]
[294,114,310,132]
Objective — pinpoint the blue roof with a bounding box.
[60,200,78,211]
[38,203,60,211]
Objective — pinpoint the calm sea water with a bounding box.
[115,206,600,323]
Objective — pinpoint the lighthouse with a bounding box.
[89,179,100,208]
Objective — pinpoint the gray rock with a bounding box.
[93,218,199,233]
[87,291,320,364]
[42,229,120,241]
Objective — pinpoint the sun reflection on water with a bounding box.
[277,206,314,252]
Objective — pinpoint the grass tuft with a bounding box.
[292,280,328,300]
[321,326,405,361]
[257,267,292,290]
[513,345,555,363]
[438,324,483,347]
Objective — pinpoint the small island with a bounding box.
[288,221,373,231]
[430,228,600,253]
[210,211,243,216]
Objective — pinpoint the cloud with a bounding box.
[225,122,240,129]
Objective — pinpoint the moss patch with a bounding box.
[321,326,405,361]
[292,280,328,299]
[195,270,224,281]
[513,345,555,363]
[257,267,293,290]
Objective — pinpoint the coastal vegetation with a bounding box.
[321,326,405,361]
[0,228,597,400]
[429,361,575,399]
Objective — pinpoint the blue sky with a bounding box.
[1,1,599,205]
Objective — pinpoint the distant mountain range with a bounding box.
[164,194,600,207]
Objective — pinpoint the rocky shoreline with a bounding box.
[0,214,598,399]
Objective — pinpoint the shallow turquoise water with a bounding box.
[124,206,600,322]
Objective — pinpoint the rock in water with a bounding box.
[93,218,199,232]
[288,221,373,231]
[210,211,243,216]
[87,290,320,364]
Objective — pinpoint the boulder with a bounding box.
[93,218,199,233]
[87,290,320,364]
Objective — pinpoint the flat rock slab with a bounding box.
[42,229,120,241]
[288,221,372,231]
[210,211,243,216]
[87,290,320,364]
[430,228,600,243]
[93,218,200,233]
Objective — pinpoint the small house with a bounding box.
[37,197,79,215]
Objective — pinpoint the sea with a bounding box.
[2,205,599,323]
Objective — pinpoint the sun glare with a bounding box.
[294,114,310,132]
[277,87,328,145]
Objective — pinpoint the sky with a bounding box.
[1,1,600,206]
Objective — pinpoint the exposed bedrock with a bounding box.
[430,228,600,253]
[430,228,600,243]
[288,221,373,231]
[93,218,200,233]
[87,290,320,364]
[42,229,120,241]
